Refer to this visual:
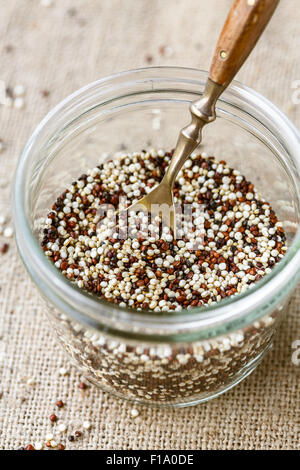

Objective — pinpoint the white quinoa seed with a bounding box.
[13,97,25,109]
[58,367,69,376]
[13,84,25,96]
[26,377,35,386]
[3,226,13,238]
[130,408,140,418]
[58,423,67,433]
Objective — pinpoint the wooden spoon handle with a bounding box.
[209,0,279,87]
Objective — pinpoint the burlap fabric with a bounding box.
[0,0,299,450]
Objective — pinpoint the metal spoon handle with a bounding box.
[163,0,279,188]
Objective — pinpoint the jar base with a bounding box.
[79,344,271,408]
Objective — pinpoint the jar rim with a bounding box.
[13,66,300,339]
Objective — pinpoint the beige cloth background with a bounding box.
[0,0,299,450]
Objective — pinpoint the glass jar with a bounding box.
[14,67,300,407]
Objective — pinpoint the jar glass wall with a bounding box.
[14,68,300,406]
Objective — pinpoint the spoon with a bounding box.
[123,0,279,233]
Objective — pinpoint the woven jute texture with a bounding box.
[0,0,299,450]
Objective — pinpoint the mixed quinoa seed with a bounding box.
[41,150,286,311]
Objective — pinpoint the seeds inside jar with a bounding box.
[41,150,286,311]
